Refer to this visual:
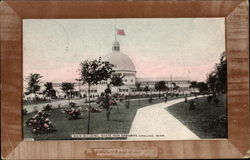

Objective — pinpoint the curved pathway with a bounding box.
[128,96,201,140]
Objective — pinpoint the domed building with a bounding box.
[101,40,137,95]
[51,40,192,99]
[103,41,136,72]
[103,40,136,87]
[76,40,137,98]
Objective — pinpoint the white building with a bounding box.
[50,40,192,98]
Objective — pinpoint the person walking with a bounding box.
[164,94,168,103]
[184,94,188,103]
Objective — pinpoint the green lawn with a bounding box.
[166,94,227,138]
[23,97,175,140]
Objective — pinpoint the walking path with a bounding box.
[128,96,202,140]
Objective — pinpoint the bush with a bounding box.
[22,108,28,115]
[43,104,52,111]
[85,106,102,113]
[213,97,220,107]
[69,102,76,107]
[25,110,55,134]
[189,100,196,110]
[207,96,213,104]
[209,114,227,129]
[65,107,82,119]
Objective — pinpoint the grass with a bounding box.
[23,97,176,140]
[166,94,227,138]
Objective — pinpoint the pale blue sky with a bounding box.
[23,18,225,82]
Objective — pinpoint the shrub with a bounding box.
[25,110,56,134]
[43,104,52,111]
[189,100,196,110]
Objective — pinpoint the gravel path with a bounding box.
[128,96,201,140]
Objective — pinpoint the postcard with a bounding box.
[22,18,227,141]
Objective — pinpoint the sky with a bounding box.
[23,18,225,83]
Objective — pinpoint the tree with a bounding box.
[215,52,227,93]
[110,73,124,93]
[173,85,180,91]
[206,52,227,94]
[207,72,216,93]
[110,73,124,112]
[44,82,54,98]
[165,86,170,93]
[155,81,167,98]
[171,82,177,94]
[61,82,74,103]
[196,82,209,93]
[79,57,114,133]
[143,86,150,96]
[189,81,197,92]
[25,73,43,95]
[135,82,141,105]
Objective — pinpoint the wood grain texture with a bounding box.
[5,0,242,18]
[0,1,22,158]
[0,0,249,159]
[226,0,249,155]
[4,140,244,159]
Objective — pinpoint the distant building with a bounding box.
[137,77,191,94]
[49,40,192,98]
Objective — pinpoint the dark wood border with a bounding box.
[1,0,249,159]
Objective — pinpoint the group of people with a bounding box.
[25,110,56,134]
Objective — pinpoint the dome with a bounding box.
[103,40,136,72]
[103,51,136,72]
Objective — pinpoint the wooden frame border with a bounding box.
[1,0,249,159]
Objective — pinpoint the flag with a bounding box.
[116,28,125,36]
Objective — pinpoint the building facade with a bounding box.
[50,40,192,98]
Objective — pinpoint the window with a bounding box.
[131,79,133,82]
[125,79,127,82]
